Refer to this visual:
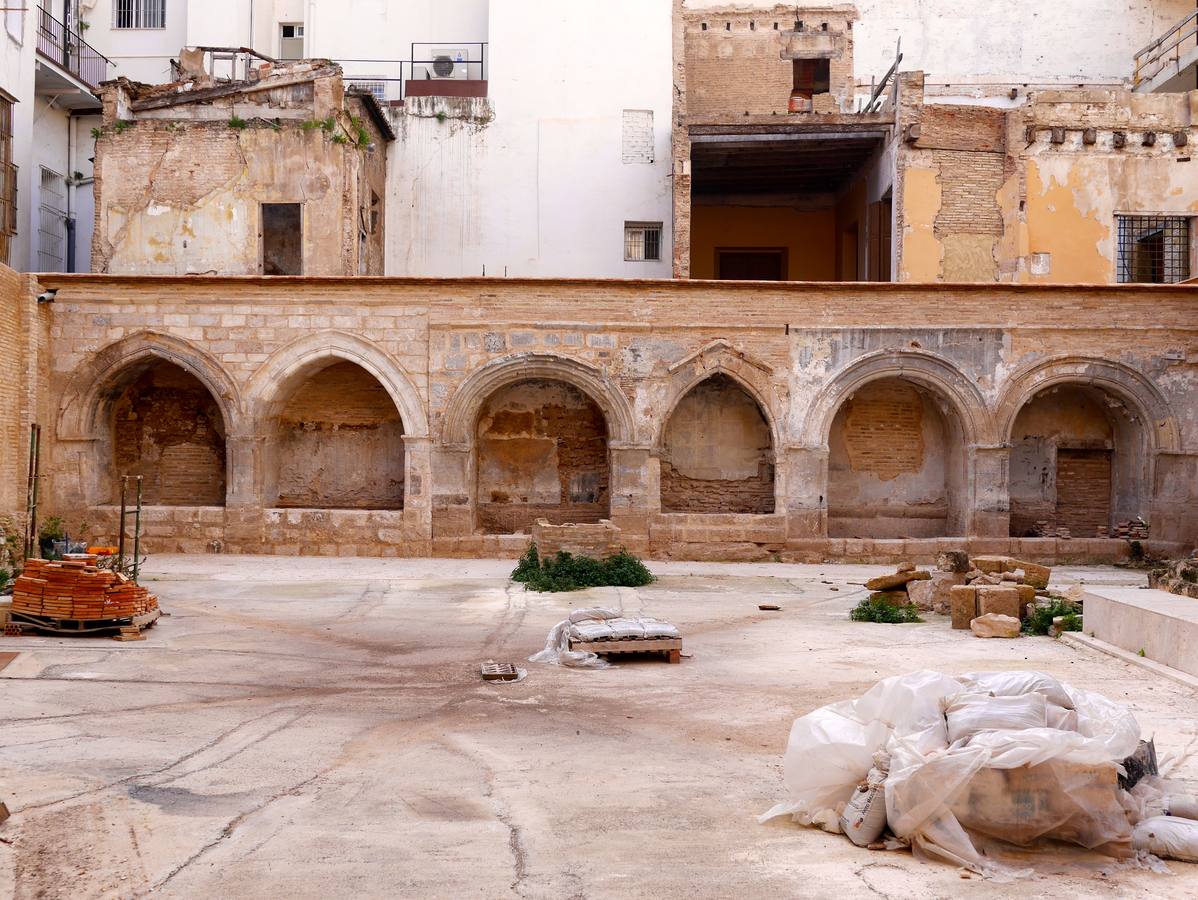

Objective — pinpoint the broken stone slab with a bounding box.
[897,561,916,573]
[976,585,1022,620]
[950,585,978,630]
[971,613,1021,638]
[971,555,1051,589]
[908,571,967,612]
[936,550,971,573]
[865,570,931,591]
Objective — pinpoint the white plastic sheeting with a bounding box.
[762,670,1143,877]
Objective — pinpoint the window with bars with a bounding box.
[1116,215,1191,283]
[115,0,165,29]
[350,80,388,104]
[624,221,662,262]
[0,95,15,265]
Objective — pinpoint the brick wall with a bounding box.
[0,264,30,543]
[622,110,655,164]
[1056,449,1113,536]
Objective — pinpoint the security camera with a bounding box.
[36,289,58,303]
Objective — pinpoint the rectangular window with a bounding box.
[793,58,831,95]
[0,94,15,265]
[280,23,305,60]
[624,221,662,262]
[115,0,165,29]
[1116,215,1191,283]
[261,203,303,275]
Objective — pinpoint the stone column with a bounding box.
[1150,451,1198,546]
[782,445,828,539]
[969,445,1010,537]
[225,434,258,507]
[430,443,473,538]
[608,445,654,542]
[402,435,433,540]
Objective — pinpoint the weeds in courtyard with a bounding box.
[1023,599,1083,636]
[511,543,655,592]
[849,596,923,624]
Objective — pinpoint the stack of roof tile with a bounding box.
[12,558,158,620]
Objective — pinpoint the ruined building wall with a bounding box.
[92,70,390,277]
[661,374,774,513]
[476,380,610,534]
[272,362,405,510]
[27,275,1198,561]
[682,6,856,117]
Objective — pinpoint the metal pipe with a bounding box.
[24,425,40,560]
[117,476,127,568]
[132,476,142,582]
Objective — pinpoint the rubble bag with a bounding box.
[943,692,1048,745]
[839,752,891,847]
[1133,816,1198,863]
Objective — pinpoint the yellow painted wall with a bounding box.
[690,205,837,280]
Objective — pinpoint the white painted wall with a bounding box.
[1,5,38,269]
[682,0,1195,87]
[84,0,188,83]
[386,0,674,278]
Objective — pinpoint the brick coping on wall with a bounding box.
[33,273,1198,294]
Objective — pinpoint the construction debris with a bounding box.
[12,558,158,622]
[531,607,682,667]
[970,613,1021,639]
[762,669,1198,877]
[1148,553,1198,600]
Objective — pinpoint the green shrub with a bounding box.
[849,597,923,624]
[0,568,10,592]
[228,115,247,130]
[1023,599,1083,636]
[511,543,655,592]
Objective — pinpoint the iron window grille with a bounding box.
[624,222,662,262]
[1116,215,1191,283]
[115,0,165,29]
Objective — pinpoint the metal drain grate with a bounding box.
[480,661,520,682]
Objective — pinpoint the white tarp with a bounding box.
[762,670,1143,877]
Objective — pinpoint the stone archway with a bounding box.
[996,357,1179,538]
[809,351,989,538]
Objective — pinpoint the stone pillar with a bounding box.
[225,434,258,507]
[782,445,828,539]
[969,445,1010,537]
[608,445,654,541]
[402,435,433,540]
[430,443,473,538]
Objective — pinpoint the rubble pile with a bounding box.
[12,558,158,620]
[763,669,1198,878]
[1101,519,1151,540]
[1148,553,1198,600]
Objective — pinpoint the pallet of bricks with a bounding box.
[12,558,158,623]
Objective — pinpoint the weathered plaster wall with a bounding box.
[476,380,610,534]
[661,374,774,513]
[827,378,963,537]
[27,274,1198,560]
[92,71,390,277]
[689,205,837,279]
[272,361,405,510]
[0,265,38,532]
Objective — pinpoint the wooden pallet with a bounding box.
[569,638,682,663]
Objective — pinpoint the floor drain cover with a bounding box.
[481,661,521,682]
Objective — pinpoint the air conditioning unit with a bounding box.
[426,48,469,80]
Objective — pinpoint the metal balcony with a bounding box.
[36,8,111,93]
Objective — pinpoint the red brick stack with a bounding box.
[12,559,158,620]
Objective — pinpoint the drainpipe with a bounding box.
[65,112,75,273]
[249,0,255,53]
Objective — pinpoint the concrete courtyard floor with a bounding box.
[2,557,1198,899]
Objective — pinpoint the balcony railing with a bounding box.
[336,42,488,104]
[1134,10,1198,89]
[36,8,111,92]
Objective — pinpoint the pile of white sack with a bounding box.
[762,669,1198,878]
[529,607,680,668]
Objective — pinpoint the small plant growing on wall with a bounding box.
[113,120,133,133]
[228,114,247,130]
[331,132,348,144]
[90,127,102,140]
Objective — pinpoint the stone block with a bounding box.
[907,579,935,610]
[971,555,1010,575]
[1016,584,1037,615]
[936,550,971,572]
[977,585,1022,620]
[950,585,978,630]
[865,570,931,591]
[971,613,1021,638]
[1009,559,1052,589]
